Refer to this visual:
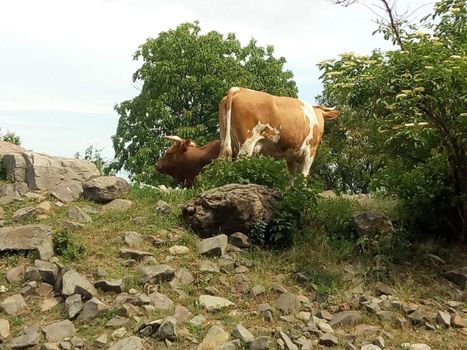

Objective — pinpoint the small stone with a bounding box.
[41,297,60,312]
[251,284,266,297]
[330,311,361,327]
[199,294,234,312]
[173,304,192,323]
[318,333,338,346]
[155,200,171,214]
[374,282,394,296]
[345,343,357,350]
[76,297,108,321]
[232,324,254,343]
[442,266,467,290]
[119,248,153,260]
[169,245,190,255]
[198,325,229,350]
[189,314,207,326]
[154,316,177,341]
[361,345,381,350]
[148,292,174,311]
[12,206,38,222]
[95,333,108,348]
[373,335,385,348]
[199,260,220,273]
[0,294,28,315]
[198,234,228,257]
[229,232,251,248]
[106,316,130,328]
[278,330,299,350]
[395,317,409,329]
[107,336,144,350]
[451,314,465,328]
[94,279,125,293]
[34,259,59,285]
[138,264,175,284]
[313,317,334,334]
[298,311,311,321]
[0,318,10,341]
[61,269,98,299]
[9,325,40,349]
[65,294,84,319]
[318,310,333,321]
[111,327,127,340]
[6,265,25,283]
[400,343,431,350]
[123,231,143,247]
[42,320,76,342]
[68,206,92,222]
[436,311,451,327]
[249,336,270,350]
[277,292,300,315]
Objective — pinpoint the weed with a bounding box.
[52,230,85,262]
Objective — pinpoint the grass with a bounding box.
[0,185,466,349]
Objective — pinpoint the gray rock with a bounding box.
[103,199,133,210]
[317,310,333,321]
[361,345,381,350]
[95,279,125,293]
[123,231,142,247]
[199,260,220,273]
[189,314,207,326]
[318,333,339,346]
[138,264,175,284]
[6,265,25,283]
[107,336,144,350]
[83,176,130,203]
[154,316,177,341]
[251,284,266,297]
[76,297,108,321]
[442,266,467,290]
[95,333,108,348]
[345,343,357,350]
[0,318,10,341]
[65,294,84,319]
[0,224,54,260]
[277,292,300,315]
[373,335,385,348]
[408,308,428,325]
[173,304,192,323]
[198,325,229,350]
[229,232,251,248]
[437,310,451,327]
[249,336,271,350]
[220,340,241,350]
[68,206,92,222]
[12,206,38,222]
[169,267,195,289]
[353,212,394,241]
[182,184,280,235]
[198,234,228,257]
[155,200,171,214]
[34,259,59,285]
[330,311,361,327]
[148,292,174,311]
[119,248,153,260]
[106,316,130,328]
[61,269,98,299]
[9,325,40,349]
[232,324,254,343]
[42,320,76,342]
[278,330,298,350]
[0,294,28,315]
[400,344,431,350]
[111,327,127,341]
[62,220,86,230]
[374,282,394,296]
[199,295,234,312]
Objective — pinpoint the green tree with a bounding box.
[113,21,297,183]
[74,145,115,176]
[319,0,467,241]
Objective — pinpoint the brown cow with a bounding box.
[219,87,339,177]
[155,136,220,187]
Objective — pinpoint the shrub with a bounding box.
[53,230,85,261]
[313,198,356,240]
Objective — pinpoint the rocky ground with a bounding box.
[0,178,466,350]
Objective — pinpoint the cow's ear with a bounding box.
[180,139,192,152]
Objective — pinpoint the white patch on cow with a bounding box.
[223,106,233,158]
[239,122,280,156]
[298,100,319,175]
[229,86,240,93]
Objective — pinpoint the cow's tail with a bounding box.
[317,106,340,120]
[219,87,240,159]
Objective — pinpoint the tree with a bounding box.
[113,21,298,183]
[319,0,467,241]
[74,145,115,176]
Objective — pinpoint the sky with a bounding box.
[0,0,434,161]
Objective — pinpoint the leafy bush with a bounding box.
[53,230,85,261]
[195,155,290,191]
[313,198,356,239]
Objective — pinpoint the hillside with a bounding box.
[0,178,466,350]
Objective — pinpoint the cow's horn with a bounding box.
[164,135,183,143]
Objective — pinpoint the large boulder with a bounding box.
[83,176,130,203]
[0,224,54,260]
[182,184,280,236]
[2,146,99,201]
[0,141,25,163]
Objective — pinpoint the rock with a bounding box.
[12,206,38,222]
[361,345,381,350]
[408,308,428,325]
[34,259,59,285]
[249,336,270,350]
[95,279,125,293]
[400,344,431,350]
[155,200,171,214]
[111,327,127,341]
[83,176,130,203]
[138,265,175,284]
[107,336,144,350]
[395,317,409,329]
[442,266,467,290]
[220,340,241,350]
[9,325,40,349]
[199,260,220,273]
[198,234,228,257]
[182,184,280,235]
[374,282,394,296]
[232,324,254,343]
[6,265,25,283]
[451,314,465,328]
[62,220,86,230]
[318,333,339,346]
[0,294,28,315]
[353,212,394,244]
[173,304,192,323]
[190,314,207,326]
[373,335,385,348]
[61,269,98,299]
[169,245,190,255]
[345,343,357,350]
[155,316,177,341]
[436,310,451,327]
[251,284,266,297]
[40,297,60,312]
[42,320,76,342]
[76,297,108,321]
[123,231,143,247]
[95,333,108,348]
[317,310,333,321]
[330,311,361,327]
[170,268,195,289]
[148,292,174,311]
[199,295,235,312]
[0,318,10,341]
[0,224,54,260]
[278,330,298,350]
[103,199,133,210]
[119,248,153,260]
[68,206,92,222]
[198,325,229,350]
[313,317,334,333]
[277,292,300,315]
[229,232,251,248]
[36,201,53,214]
[106,316,130,328]
[65,294,84,319]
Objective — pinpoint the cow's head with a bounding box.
[155,135,196,180]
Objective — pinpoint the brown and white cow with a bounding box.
[155,136,220,187]
[219,87,339,177]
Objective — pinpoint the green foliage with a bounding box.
[0,129,21,145]
[318,0,467,240]
[195,155,290,191]
[53,230,85,261]
[113,21,298,183]
[74,145,115,176]
[314,198,356,239]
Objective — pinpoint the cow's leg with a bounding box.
[298,146,318,177]
[286,160,297,177]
